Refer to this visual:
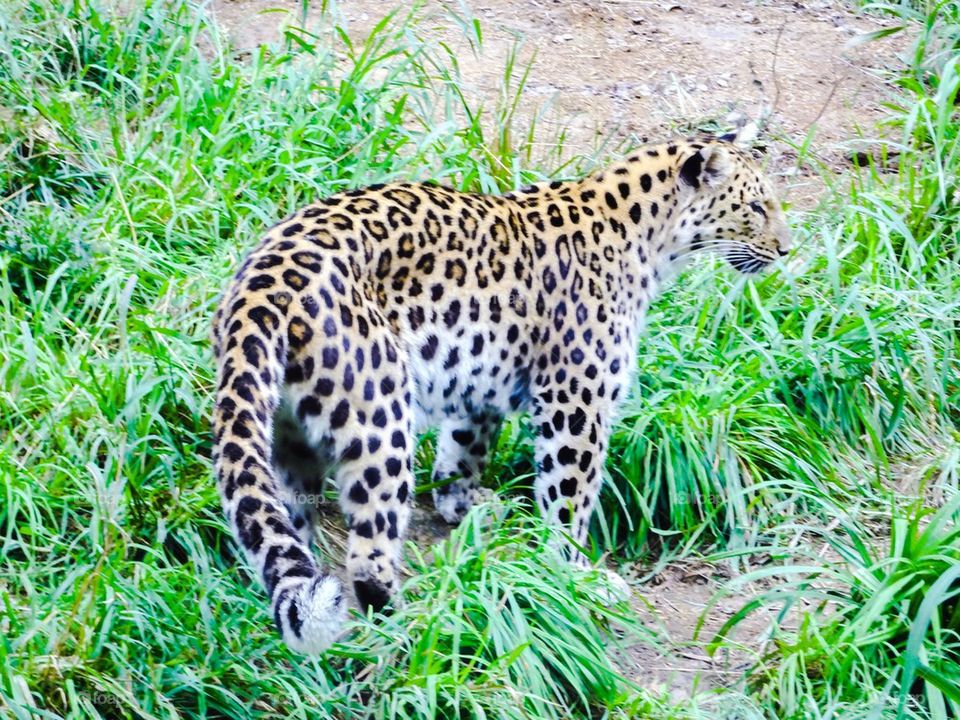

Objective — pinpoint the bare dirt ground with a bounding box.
[212,0,908,209]
[210,0,908,701]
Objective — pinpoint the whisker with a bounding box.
[670,243,752,261]
[693,244,756,257]
[666,238,775,272]
[690,240,754,251]
[675,250,750,264]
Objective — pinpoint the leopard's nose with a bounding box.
[777,246,789,257]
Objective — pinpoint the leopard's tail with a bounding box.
[211,279,345,654]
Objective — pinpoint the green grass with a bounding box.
[697,5,960,717]
[0,2,671,717]
[1,0,958,718]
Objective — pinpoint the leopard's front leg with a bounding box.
[530,346,632,601]
[532,397,611,566]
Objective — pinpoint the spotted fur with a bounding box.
[211,136,791,653]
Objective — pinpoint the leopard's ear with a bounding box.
[717,120,758,149]
[679,144,734,190]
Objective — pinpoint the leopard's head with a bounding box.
[672,132,791,274]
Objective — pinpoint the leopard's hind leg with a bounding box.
[432,411,502,524]
[284,306,414,615]
[272,402,335,545]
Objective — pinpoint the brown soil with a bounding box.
[209,0,907,700]
[211,0,908,209]
[622,560,778,699]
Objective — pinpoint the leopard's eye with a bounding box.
[749,201,767,217]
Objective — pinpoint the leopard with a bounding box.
[211,131,792,654]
